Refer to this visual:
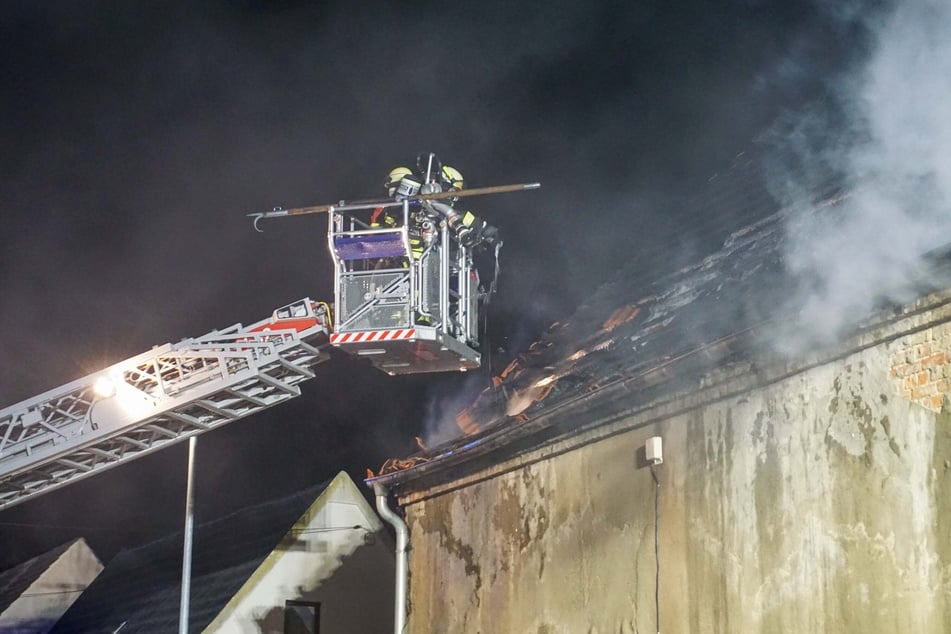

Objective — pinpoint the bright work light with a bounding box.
[93,376,116,398]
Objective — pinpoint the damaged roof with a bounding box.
[367,157,951,492]
[364,152,796,483]
[370,206,792,484]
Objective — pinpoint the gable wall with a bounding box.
[205,474,394,634]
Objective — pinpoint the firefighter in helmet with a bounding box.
[386,166,422,200]
[440,164,464,195]
[370,166,416,228]
[376,155,500,250]
[427,163,500,249]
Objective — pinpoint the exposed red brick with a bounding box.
[924,352,948,366]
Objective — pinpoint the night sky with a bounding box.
[0,1,866,567]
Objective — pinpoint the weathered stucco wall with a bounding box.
[401,318,951,633]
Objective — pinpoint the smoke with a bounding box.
[771,0,951,353]
[420,372,492,447]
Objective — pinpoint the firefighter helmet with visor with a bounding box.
[384,166,415,197]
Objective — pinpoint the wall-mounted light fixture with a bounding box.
[645,436,663,465]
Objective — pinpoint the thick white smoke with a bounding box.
[776,0,951,352]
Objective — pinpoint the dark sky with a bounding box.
[0,0,862,567]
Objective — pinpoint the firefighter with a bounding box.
[387,165,422,201]
[370,166,416,228]
[378,157,500,250]
[440,164,464,193]
[371,166,425,259]
[427,164,500,250]
[385,166,415,198]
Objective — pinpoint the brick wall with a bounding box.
[889,323,951,412]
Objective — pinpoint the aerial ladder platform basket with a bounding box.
[252,180,540,375]
[328,198,484,374]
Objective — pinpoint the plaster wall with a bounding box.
[402,322,951,633]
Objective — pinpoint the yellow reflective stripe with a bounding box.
[462,211,475,227]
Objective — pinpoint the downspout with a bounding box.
[375,483,408,634]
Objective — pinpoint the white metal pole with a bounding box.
[178,436,197,634]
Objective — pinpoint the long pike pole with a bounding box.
[248,182,540,231]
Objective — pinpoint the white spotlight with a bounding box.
[93,376,116,398]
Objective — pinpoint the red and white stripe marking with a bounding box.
[331,329,416,344]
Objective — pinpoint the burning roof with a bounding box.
[368,184,951,489]
[369,200,792,479]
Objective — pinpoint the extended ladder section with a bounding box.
[0,299,331,512]
[327,200,483,374]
